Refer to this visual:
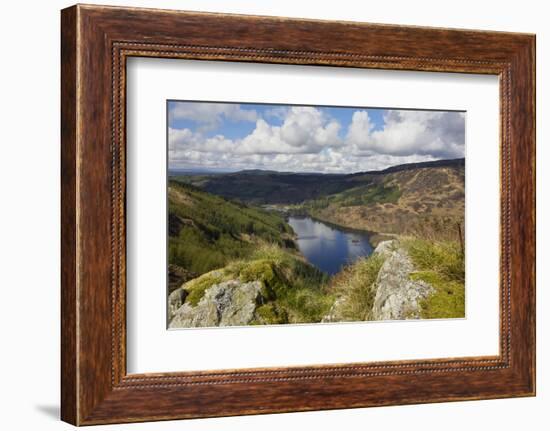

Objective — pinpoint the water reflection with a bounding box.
[287,216,374,275]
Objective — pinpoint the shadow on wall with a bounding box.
[34,405,59,421]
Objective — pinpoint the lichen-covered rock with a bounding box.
[321,240,398,323]
[321,240,433,323]
[371,248,433,320]
[167,287,188,322]
[168,280,262,328]
[372,240,397,258]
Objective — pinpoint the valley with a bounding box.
[168,157,466,327]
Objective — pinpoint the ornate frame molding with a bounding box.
[61,5,535,425]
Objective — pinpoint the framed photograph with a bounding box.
[61,4,535,425]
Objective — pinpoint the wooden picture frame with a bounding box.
[61,4,535,425]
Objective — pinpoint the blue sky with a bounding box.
[168,101,465,173]
[168,102,386,142]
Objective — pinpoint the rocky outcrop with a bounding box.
[372,240,396,258]
[321,240,433,323]
[168,279,262,328]
[370,241,433,320]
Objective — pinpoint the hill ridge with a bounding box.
[170,157,464,179]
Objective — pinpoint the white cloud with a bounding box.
[346,110,374,148]
[238,107,342,154]
[169,127,235,156]
[349,110,465,158]
[169,102,257,132]
[263,106,289,120]
[170,107,342,157]
[169,147,437,174]
[168,105,465,173]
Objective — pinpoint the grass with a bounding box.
[176,237,465,323]
[168,181,294,276]
[410,272,465,319]
[328,253,385,321]
[403,238,465,318]
[280,287,335,324]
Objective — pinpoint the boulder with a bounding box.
[167,287,188,322]
[168,280,262,328]
[372,239,397,258]
[321,240,433,323]
[371,247,433,320]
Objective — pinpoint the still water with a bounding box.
[287,216,374,275]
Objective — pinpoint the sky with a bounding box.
[168,101,465,174]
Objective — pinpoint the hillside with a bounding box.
[168,181,295,289]
[167,159,465,327]
[171,158,464,205]
[173,158,465,241]
[174,170,353,204]
[306,164,465,241]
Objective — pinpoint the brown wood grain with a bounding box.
[60,5,78,425]
[61,4,535,425]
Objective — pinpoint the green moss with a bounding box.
[411,271,465,319]
[226,244,330,322]
[252,304,285,325]
[229,258,279,300]
[177,233,332,323]
[184,271,226,306]
[238,259,276,284]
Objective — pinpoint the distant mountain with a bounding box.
[169,168,234,176]
[356,157,465,176]
[172,158,465,206]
